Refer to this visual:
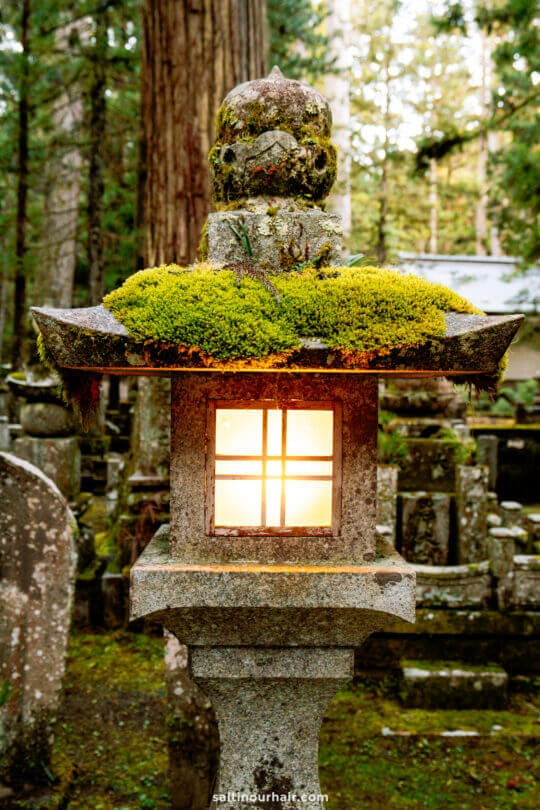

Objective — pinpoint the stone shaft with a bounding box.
[456,465,488,563]
[190,647,352,810]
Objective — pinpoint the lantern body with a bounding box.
[170,373,378,565]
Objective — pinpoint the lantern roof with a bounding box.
[32,300,522,382]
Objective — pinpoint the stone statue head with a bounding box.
[210,67,338,206]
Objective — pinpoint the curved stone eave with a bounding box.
[31,304,524,377]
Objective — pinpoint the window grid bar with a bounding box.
[280,409,287,528]
[215,454,333,462]
[261,408,268,526]
[215,475,333,481]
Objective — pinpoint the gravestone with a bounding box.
[401,492,451,565]
[8,373,80,501]
[0,452,77,784]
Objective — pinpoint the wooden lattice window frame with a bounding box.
[205,400,342,537]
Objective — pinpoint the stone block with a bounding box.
[400,492,450,565]
[400,660,508,709]
[413,561,491,608]
[19,402,75,437]
[527,514,540,552]
[456,465,488,563]
[508,525,529,552]
[513,555,540,608]
[207,206,343,273]
[130,527,415,647]
[170,373,379,565]
[476,435,498,490]
[500,500,523,528]
[0,415,9,451]
[399,439,458,492]
[13,435,80,500]
[488,527,515,609]
[0,453,76,780]
[377,465,398,546]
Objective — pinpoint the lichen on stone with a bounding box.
[103,262,482,367]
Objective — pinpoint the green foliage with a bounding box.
[0,679,12,707]
[488,378,538,417]
[433,426,476,466]
[267,0,333,80]
[103,262,480,363]
[377,428,410,467]
[426,1,540,263]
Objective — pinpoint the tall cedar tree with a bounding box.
[425,0,540,262]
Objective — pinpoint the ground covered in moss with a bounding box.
[3,631,538,809]
[103,264,480,365]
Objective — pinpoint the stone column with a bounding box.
[488,527,515,609]
[456,465,488,563]
[191,647,352,810]
[376,464,398,546]
[476,434,498,490]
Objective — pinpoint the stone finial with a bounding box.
[209,68,337,204]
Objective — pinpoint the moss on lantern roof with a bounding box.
[102,263,481,365]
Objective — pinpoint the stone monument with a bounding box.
[32,69,522,809]
[0,452,77,784]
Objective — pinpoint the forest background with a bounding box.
[0,0,538,368]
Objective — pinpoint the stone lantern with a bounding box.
[32,69,522,809]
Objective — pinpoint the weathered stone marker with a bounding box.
[7,372,81,501]
[32,69,522,809]
[0,452,77,783]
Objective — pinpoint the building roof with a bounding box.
[399,253,540,315]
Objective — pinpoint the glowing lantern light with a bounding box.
[213,405,338,532]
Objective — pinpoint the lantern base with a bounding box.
[190,646,352,810]
[130,525,415,647]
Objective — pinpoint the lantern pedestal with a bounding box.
[192,647,351,810]
[131,526,415,809]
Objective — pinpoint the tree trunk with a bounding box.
[376,56,391,266]
[376,162,388,265]
[138,4,268,807]
[429,157,438,254]
[34,21,87,309]
[87,8,108,305]
[12,0,31,370]
[475,28,489,256]
[141,0,267,267]
[325,0,352,242]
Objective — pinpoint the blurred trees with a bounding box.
[0,0,538,362]
[426,0,540,263]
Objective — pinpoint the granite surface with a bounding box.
[31,304,523,378]
[130,525,415,647]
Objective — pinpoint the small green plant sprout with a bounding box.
[433,426,477,466]
[225,217,283,304]
[226,217,254,259]
[345,253,369,267]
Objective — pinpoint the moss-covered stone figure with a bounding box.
[210,67,337,204]
[103,262,480,364]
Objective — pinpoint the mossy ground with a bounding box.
[4,632,538,809]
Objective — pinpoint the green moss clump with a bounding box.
[103,263,481,367]
[103,263,299,362]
